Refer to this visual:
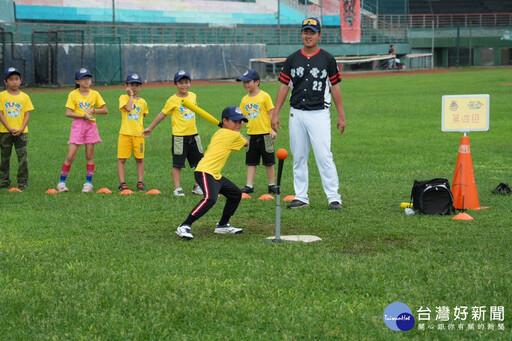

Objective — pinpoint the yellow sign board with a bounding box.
[442,94,489,132]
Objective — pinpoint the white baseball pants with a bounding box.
[289,107,341,205]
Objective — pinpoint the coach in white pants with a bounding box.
[272,17,346,210]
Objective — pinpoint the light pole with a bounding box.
[112,0,116,36]
[277,0,281,44]
[431,20,435,69]
[112,0,116,25]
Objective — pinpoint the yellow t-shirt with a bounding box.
[161,92,198,136]
[118,94,149,136]
[239,90,274,135]
[195,128,247,180]
[0,90,34,133]
[65,89,106,117]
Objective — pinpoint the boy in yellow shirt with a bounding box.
[175,106,249,240]
[118,73,149,191]
[143,70,203,196]
[237,69,277,194]
[0,67,35,189]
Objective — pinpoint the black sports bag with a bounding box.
[410,178,456,215]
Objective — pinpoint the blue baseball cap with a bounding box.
[237,69,260,82]
[4,67,21,80]
[174,70,191,82]
[221,106,248,122]
[126,73,143,84]
[75,68,93,80]
[302,17,321,32]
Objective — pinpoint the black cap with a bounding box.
[221,106,248,122]
[302,17,321,32]
[75,68,93,80]
[126,73,143,84]
[4,67,21,80]
[174,70,191,82]
[236,69,260,82]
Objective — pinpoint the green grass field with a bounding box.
[1,68,511,339]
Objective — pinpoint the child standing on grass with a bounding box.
[117,73,148,192]
[57,68,108,193]
[142,70,203,197]
[236,69,277,194]
[0,67,34,189]
[175,106,249,240]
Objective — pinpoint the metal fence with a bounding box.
[0,22,406,45]
[2,12,509,45]
[404,13,512,28]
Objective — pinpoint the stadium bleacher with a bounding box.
[408,0,512,14]
[2,0,511,86]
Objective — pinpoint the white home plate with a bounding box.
[266,235,322,243]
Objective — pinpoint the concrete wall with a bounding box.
[267,43,411,58]
[123,44,265,83]
[409,27,512,66]
[0,0,15,22]
[4,43,266,86]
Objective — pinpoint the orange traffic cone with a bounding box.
[451,135,487,211]
[453,212,474,221]
[96,188,112,194]
[453,196,474,221]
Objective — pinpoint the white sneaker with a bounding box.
[173,187,185,196]
[57,182,68,192]
[82,183,93,193]
[175,225,193,240]
[191,185,203,195]
[214,223,243,234]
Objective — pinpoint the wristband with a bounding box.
[92,109,95,114]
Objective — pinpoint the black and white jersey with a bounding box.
[279,49,341,111]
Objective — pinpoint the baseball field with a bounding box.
[1,68,511,339]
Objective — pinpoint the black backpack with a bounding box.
[410,178,456,215]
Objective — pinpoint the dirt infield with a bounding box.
[27,67,499,93]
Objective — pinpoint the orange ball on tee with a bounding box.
[276,149,288,160]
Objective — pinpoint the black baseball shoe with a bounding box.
[240,186,254,194]
[287,199,309,209]
[492,183,511,195]
[328,201,342,211]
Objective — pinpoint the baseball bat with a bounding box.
[181,99,220,126]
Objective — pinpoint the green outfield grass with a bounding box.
[1,68,511,339]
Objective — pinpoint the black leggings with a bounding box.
[189,171,242,221]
